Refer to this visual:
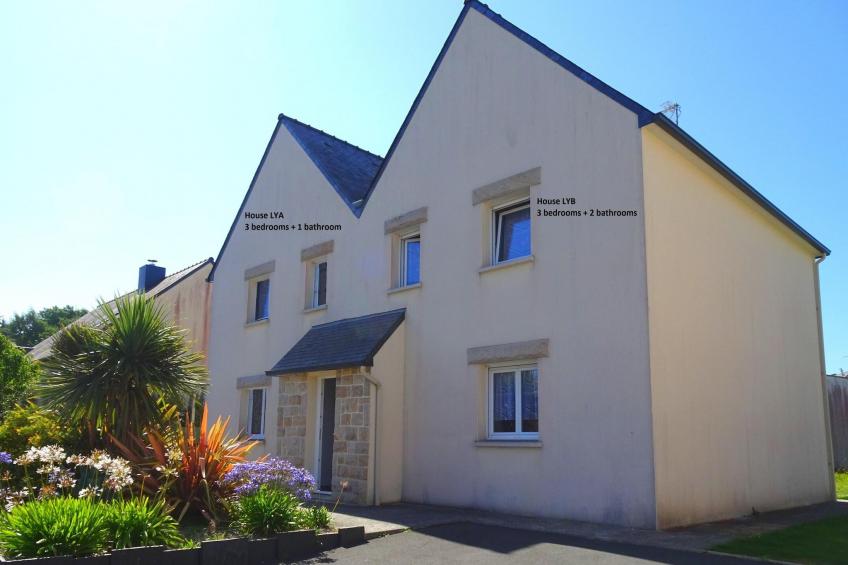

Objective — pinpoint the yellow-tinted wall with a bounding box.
[154,263,213,366]
[642,125,832,528]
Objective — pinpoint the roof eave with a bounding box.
[153,257,214,297]
[358,0,655,214]
[266,359,375,377]
[208,120,285,282]
[642,113,830,257]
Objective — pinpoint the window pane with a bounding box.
[317,262,327,306]
[250,389,264,435]
[404,238,420,285]
[520,369,538,433]
[255,279,269,320]
[492,372,516,433]
[497,205,531,262]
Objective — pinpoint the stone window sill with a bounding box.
[474,440,542,448]
[303,305,328,314]
[244,318,269,328]
[387,282,422,295]
[478,255,534,275]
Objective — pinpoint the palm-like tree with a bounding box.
[39,293,207,445]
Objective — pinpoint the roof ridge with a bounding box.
[99,257,212,302]
[278,114,384,160]
[357,0,653,212]
[466,0,650,119]
[158,256,214,280]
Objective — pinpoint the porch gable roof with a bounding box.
[266,308,405,376]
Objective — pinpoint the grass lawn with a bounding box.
[836,472,848,500]
[713,515,848,564]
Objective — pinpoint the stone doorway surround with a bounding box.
[278,367,374,504]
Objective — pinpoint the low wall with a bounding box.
[1,526,364,564]
[827,375,848,470]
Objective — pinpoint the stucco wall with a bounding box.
[641,125,832,528]
[370,323,405,504]
[207,8,656,526]
[154,262,213,366]
[361,9,655,527]
[205,124,358,459]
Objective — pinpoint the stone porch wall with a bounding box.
[277,373,307,467]
[333,369,372,504]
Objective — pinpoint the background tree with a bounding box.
[38,294,207,445]
[0,305,88,348]
[0,333,40,418]
[0,402,83,456]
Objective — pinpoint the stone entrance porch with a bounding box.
[266,308,406,506]
[278,367,375,504]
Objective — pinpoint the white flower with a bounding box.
[15,447,39,465]
[37,464,61,476]
[67,454,92,466]
[101,457,134,491]
[51,469,76,489]
[77,487,99,498]
[87,450,107,471]
[37,445,67,465]
[15,445,67,466]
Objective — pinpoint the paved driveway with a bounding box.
[302,522,760,564]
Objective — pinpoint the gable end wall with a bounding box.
[642,124,832,528]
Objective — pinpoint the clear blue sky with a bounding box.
[1,1,846,371]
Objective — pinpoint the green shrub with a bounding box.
[298,504,331,530]
[230,486,303,538]
[0,497,109,558]
[0,402,82,457]
[105,497,184,549]
[0,334,39,419]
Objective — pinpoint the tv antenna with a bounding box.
[660,101,681,125]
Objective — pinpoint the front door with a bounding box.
[318,377,337,491]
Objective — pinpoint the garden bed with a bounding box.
[0,297,353,563]
[0,525,365,563]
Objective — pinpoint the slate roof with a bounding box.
[210,0,827,283]
[266,308,405,375]
[280,114,383,216]
[29,258,213,361]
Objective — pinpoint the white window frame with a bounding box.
[492,199,531,265]
[487,364,539,440]
[311,261,327,308]
[247,387,266,439]
[400,232,421,287]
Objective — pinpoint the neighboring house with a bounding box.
[30,259,214,365]
[206,1,832,529]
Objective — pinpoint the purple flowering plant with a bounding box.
[222,458,316,501]
[0,452,12,465]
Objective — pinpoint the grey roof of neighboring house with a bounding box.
[28,258,213,361]
[280,114,383,217]
[266,308,405,376]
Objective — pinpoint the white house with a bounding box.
[206,1,832,529]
